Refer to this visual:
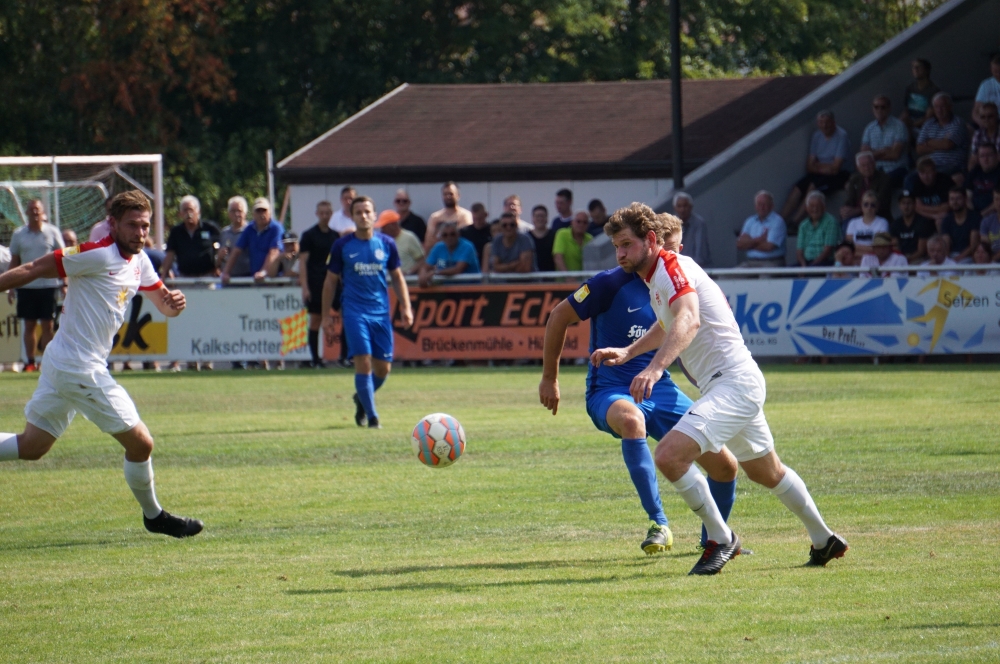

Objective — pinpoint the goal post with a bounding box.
[0,154,164,246]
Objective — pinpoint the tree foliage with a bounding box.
[0,0,944,220]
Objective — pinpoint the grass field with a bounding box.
[1,364,998,663]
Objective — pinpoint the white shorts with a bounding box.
[673,367,774,462]
[25,363,140,439]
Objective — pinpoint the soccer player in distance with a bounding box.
[322,196,414,429]
[539,233,739,555]
[592,204,847,575]
[0,191,203,538]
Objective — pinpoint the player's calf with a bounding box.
[0,425,57,461]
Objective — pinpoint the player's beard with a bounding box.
[113,233,143,257]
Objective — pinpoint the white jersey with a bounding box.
[644,249,755,390]
[48,236,163,371]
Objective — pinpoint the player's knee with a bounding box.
[653,440,682,475]
[618,412,645,439]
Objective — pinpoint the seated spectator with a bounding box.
[529,205,556,272]
[972,241,994,270]
[160,194,220,279]
[461,202,493,267]
[738,190,787,267]
[972,54,1000,127]
[918,234,959,277]
[486,212,535,273]
[780,110,852,225]
[980,186,1000,258]
[585,199,609,237]
[553,212,592,271]
[939,187,981,263]
[497,194,533,233]
[375,211,424,275]
[860,95,909,186]
[673,192,712,267]
[904,157,952,223]
[419,222,480,287]
[218,195,252,277]
[61,228,77,248]
[968,102,999,171]
[916,93,967,181]
[891,191,935,264]
[967,144,1000,216]
[860,232,908,276]
[831,242,856,278]
[552,189,574,231]
[278,231,299,278]
[840,152,892,221]
[845,191,891,260]
[796,191,840,267]
[901,58,939,139]
[393,188,426,243]
[222,197,283,284]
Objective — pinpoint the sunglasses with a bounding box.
[395,198,409,204]
[500,223,516,229]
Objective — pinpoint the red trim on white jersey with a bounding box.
[53,235,116,279]
[645,249,695,304]
[138,280,164,292]
[54,251,66,279]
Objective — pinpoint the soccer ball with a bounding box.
[411,413,466,468]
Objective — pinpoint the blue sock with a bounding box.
[373,375,386,391]
[354,373,378,420]
[621,438,667,526]
[702,477,738,546]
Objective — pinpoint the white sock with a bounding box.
[0,433,19,461]
[123,458,163,519]
[770,466,834,548]
[671,466,732,544]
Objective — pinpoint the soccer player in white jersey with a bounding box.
[592,203,846,575]
[0,191,203,538]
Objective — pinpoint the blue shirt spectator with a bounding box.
[738,191,787,263]
[236,219,284,273]
[426,237,481,274]
[809,125,852,166]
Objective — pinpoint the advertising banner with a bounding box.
[0,297,22,363]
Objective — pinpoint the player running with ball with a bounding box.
[0,191,202,538]
[592,203,847,575]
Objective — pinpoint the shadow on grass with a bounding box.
[0,538,119,552]
[332,555,684,578]
[901,622,1000,630]
[287,572,666,595]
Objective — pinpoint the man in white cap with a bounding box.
[221,197,284,284]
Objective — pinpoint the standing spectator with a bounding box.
[424,182,473,251]
[972,54,1000,128]
[796,191,840,267]
[581,199,617,271]
[218,196,252,277]
[553,212,593,272]
[375,210,424,275]
[737,190,787,268]
[298,200,341,368]
[392,188,426,242]
[918,234,959,277]
[419,222,480,287]
[0,243,10,274]
[968,102,999,171]
[840,152,892,221]
[860,233,908,275]
[498,195,532,233]
[904,157,953,223]
[221,198,283,284]
[585,199,609,237]
[278,232,299,277]
[486,212,535,273]
[673,192,712,267]
[7,199,64,371]
[916,93,967,180]
[939,187,981,264]
[143,236,166,274]
[980,187,1000,258]
[780,111,852,225]
[529,205,556,272]
[160,195,220,279]
[860,95,909,186]
[88,197,114,242]
[61,229,77,248]
[461,203,492,267]
[330,186,357,234]
[901,58,939,138]
[845,191,890,260]
[552,188,574,231]
[891,191,935,264]
[967,144,1000,216]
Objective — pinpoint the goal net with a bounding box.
[0,155,163,246]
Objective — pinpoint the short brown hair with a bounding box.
[605,202,662,243]
[350,195,375,213]
[110,190,151,221]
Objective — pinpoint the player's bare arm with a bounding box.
[320,270,341,345]
[256,248,281,282]
[148,285,186,318]
[389,267,414,328]
[630,292,700,403]
[0,252,59,292]
[221,247,243,284]
[539,299,581,415]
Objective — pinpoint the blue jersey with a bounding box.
[327,232,400,316]
[567,267,668,395]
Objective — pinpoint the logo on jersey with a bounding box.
[654,290,662,306]
[374,248,385,261]
[353,262,383,276]
[627,324,648,341]
[627,306,643,313]
[116,287,130,309]
[573,285,590,302]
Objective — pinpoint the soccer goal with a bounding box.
[0,155,164,246]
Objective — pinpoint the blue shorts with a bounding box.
[342,313,394,361]
[586,380,694,441]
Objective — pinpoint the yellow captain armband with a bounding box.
[573,285,590,303]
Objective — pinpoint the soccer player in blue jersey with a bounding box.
[322,197,414,429]
[539,234,738,554]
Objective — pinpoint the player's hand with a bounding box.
[539,377,560,415]
[164,289,186,312]
[322,316,337,346]
[629,367,662,403]
[253,269,267,283]
[301,286,310,304]
[399,307,414,328]
[591,347,628,367]
[6,291,14,304]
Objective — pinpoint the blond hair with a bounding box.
[605,202,662,242]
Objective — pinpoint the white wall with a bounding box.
[288,179,673,236]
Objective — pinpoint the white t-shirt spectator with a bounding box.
[89,218,111,243]
[917,257,959,278]
[845,216,890,247]
[860,251,908,277]
[329,210,355,234]
[0,244,10,273]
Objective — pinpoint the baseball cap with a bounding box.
[871,232,893,247]
[282,230,298,242]
[374,210,401,228]
[252,197,271,211]
[898,190,914,201]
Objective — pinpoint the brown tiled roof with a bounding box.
[278,76,831,183]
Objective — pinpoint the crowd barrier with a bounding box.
[1,266,998,363]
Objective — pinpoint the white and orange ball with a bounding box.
[411,413,466,468]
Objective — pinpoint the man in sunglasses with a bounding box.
[860,95,908,187]
[392,188,426,243]
[485,212,535,274]
[419,222,480,288]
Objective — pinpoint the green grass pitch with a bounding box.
[1,364,998,662]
